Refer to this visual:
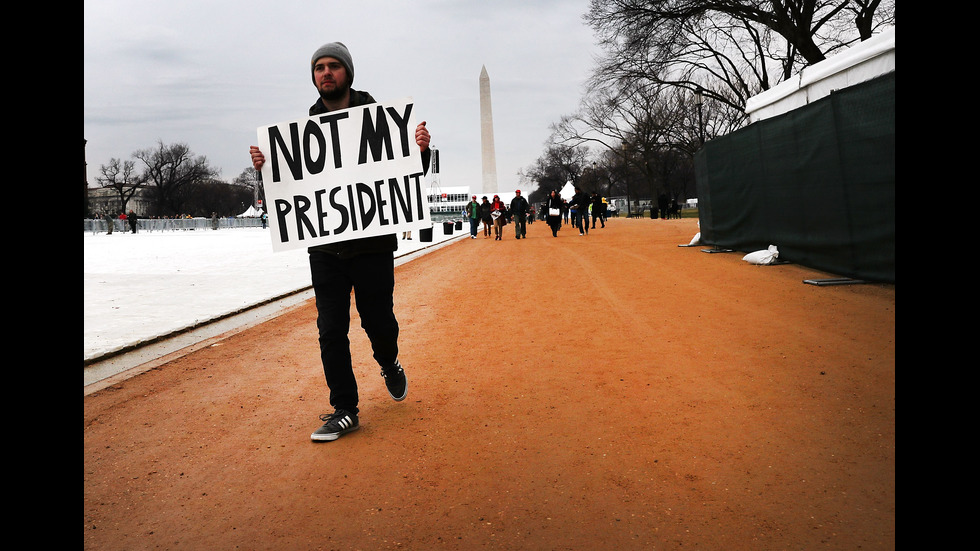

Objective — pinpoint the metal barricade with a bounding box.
[84,217,266,234]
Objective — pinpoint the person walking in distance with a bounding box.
[545,190,563,237]
[490,194,506,241]
[569,186,590,236]
[128,210,138,233]
[249,42,432,442]
[479,196,492,238]
[510,189,529,239]
[465,195,480,239]
[591,192,605,229]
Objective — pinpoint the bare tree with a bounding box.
[518,143,591,202]
[184,179,255,217]
[593,148,631,200]
[584,0,895,116]
[134,141,219,216]
[96,158,146,215]
[554,79,708,209]
[232,166,263,211]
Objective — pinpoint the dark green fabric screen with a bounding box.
[695,72,895,283]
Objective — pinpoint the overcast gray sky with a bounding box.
[84,0,600,196]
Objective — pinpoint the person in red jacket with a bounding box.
[490,195,506,241]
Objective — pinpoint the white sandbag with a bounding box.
[742,245,779,265]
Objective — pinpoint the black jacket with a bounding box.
[545,195,563,218]
[307,89,431,259]
[591,195,606,213]
[569,192,589,213]
[479,201,493,221]
[509,195,529,218]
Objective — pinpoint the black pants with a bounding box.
[576,211,589,234]
[547,216,561,236]
[309,250,399,415]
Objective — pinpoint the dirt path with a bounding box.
[83,217,895,550]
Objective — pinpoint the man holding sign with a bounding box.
[249,42,431,442]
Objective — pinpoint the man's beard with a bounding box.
[318,81,350,102]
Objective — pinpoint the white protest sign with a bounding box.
[256,97,432,252]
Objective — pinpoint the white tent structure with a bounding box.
[238,205,262,217]
[558,181,575,200]
[745,26,895,123]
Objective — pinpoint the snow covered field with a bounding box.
[83,224,466,363]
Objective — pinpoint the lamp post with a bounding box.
[694,87,704,147]
[621,142,632,218]
[592,161,602,197]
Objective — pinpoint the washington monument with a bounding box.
[479,65,497,195]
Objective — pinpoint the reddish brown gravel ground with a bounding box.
[83,216,895,550]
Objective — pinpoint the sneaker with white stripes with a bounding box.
[311,409,359,441]
[381,360,407,401]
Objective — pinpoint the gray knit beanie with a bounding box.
[311,42,354,84]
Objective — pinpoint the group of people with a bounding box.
[464,191,534,240]
[544,187,608,237]
[462,188,612,241]
[102,210,139,234]
[658,193,683,220]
